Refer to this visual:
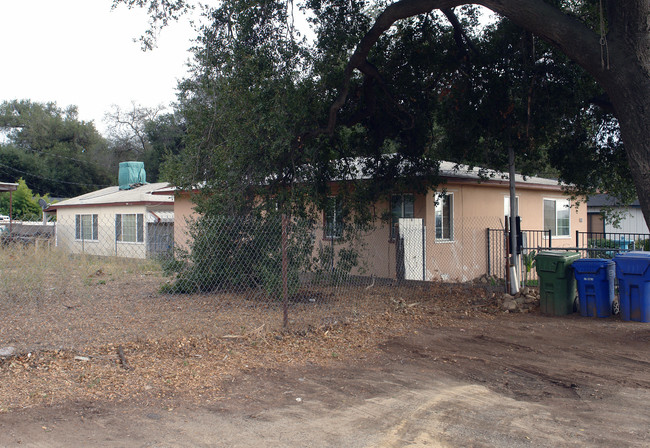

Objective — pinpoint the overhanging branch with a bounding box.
[324,0,604,135]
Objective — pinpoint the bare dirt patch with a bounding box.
[1,272,649,447]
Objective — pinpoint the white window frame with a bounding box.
[391,194,415,240]
[75,214,98,241]
[435,192,454,242]
[543,198,571,238]
[115,213,144,244]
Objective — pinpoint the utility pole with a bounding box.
[508,145,520,294]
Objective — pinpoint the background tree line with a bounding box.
[0,99,185,218]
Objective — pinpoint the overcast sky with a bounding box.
[0,0,196,135]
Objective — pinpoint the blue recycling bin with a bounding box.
[572,259,615,317]
[612,252,650,322]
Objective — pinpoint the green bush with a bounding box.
[636,239,650,251]
[312,228,364,286]
[164,214,315,298]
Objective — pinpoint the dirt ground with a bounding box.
[1,277,650,447]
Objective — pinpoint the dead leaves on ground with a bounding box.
[0,282,503,412]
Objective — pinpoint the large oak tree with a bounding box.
[117,0,650,226]
[327,0,650,224]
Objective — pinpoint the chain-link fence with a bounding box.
[0,214,504,351]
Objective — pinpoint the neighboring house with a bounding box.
[161,160,586,282]
[587,194,649,235]
[46,164,174,259]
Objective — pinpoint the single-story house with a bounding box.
[46,163,174,259]
[587,194,649,235]
[157,160,586,282]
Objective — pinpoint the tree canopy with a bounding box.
[117,0,649,226]
[0,100,184,200]
[0,100,113,197]
[0,178,49,221]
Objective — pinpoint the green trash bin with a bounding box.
[535,251,581,315]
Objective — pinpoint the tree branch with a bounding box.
[441,8,478,56]
[325,0,605,134]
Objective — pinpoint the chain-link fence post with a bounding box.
[282,214,289,328]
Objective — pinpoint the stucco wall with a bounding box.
[417,182,587,281]
[56,205,173,259]
[170,181,586,283]
[172,192,200,251]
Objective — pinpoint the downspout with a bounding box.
[149,210,162,222]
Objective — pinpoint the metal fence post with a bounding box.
[282,214,289,328]
[486,228,491,277]
[422,224,426,281]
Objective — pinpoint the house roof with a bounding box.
[329,157,565,189]
[437,161,562,188]
[587,194,641,208]
[151,158,566,195]
[46,182,174,211]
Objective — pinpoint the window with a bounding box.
[115,213,144,243]
[504,196,519,218]
[324,197,343,239]
[544,199,570,237]
[75,214,98,241]
[435,193,453,240]
[391,194,414,239]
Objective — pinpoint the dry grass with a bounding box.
[0,244,160,306]
[0,245,502,412]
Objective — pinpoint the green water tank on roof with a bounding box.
[118,161,147,190]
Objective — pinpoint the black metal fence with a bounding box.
[575,231,650,257]
[488,228,650,287]
[487,228,552,283]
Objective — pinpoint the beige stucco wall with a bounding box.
[448,182,587,240]
[172,192,200,251]
[170,180,586,283]
[419,181,587,281]
[343,181,587,282]
[56,204,173,259]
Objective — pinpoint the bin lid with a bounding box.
[572,258,614,274]
[535,251,580,273]
[613,252,650,276]
[536,250,581,259]
[613,251,650,259]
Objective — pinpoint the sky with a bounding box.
[0,0,196,135]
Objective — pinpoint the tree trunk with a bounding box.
[600,0,650,229]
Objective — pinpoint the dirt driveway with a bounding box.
[2,312,649,447]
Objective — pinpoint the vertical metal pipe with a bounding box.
[508,145,519,292]
[486,228,491,277]
[282,214,288,328]
[331,228,334,272]
[8,190,13,233]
